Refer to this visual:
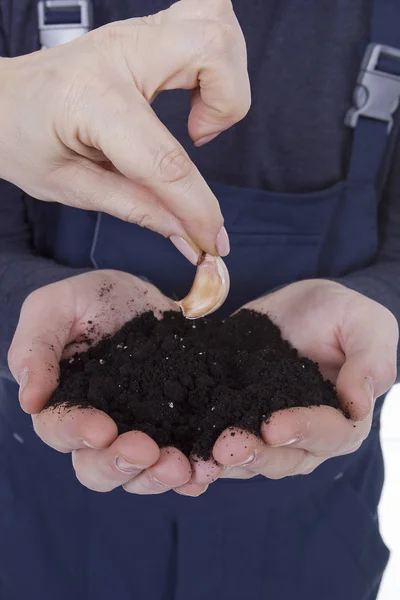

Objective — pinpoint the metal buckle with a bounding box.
[346,43,400,132]
[37,1,92,49]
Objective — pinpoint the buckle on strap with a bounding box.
[346,43,400,133]
[37,1,93,49]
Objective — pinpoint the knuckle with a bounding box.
[123,205,155,231]
[226,92,251,123]
[154,146,194,185]
[90,22,136,73]
[199,0,234,21]
[96,22,123,48]
[202,21,236,57]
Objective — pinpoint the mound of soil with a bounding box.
[48,310,339,460]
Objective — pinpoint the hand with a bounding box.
[8,270,214,496]
[212,280,398,480]
[0,0,250,263]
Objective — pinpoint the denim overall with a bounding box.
[1,1,400,599]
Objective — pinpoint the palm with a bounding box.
[9,270,208,497]
[245,279,354,383]
[58,270,178,356]
[213,278,397,480]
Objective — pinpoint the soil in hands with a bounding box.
[48,310,340,460]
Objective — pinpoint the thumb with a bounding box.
[336,303,398,421]
[8,287,72,414]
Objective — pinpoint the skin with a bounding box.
[215,280,398,480]
[8,275,398,496]
[8,270,220,497]
[0,0,250,262]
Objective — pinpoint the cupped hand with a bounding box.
[212,280,398,480]
[8,270,212,496]
[0,0,250,262]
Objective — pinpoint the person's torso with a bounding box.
[0,0,381,313]
[1,0,368,192]
[0,0,396,499]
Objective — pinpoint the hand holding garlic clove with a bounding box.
[176,254,230,319]
[0,0,249,262]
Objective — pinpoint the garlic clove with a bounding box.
[176,254,230,319]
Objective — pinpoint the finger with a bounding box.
[174,482,209,497]
[212,428,262,466]
[338,301,398,420]
[225,445,317,480]
[51,159,200,258]
[220,466,257,479]
[155,0,250,141]
[33,405,118,453]
[93,91,226,257]
[261,407,370,458]
[123,447,191,495]
[189,456,223,485]
[8,289,73,413]
[187,24,250,145]
[71,431,160,492]
[218,443,319,480]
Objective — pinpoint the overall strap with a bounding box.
[347,0,400,186]
[37,0,92,49]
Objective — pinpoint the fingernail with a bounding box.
[240,451,257,466]
[175,489,191,496]
[18,368,29,403]
[364,377,375,406]
[216,226,230,257]
[81,439,101,450]
[195,133,219,147]
[150,474,169,488]
[271,437,299,448]
[170,236,200,266]
[115,456,144,473]
[175,485,208,497]
[18,368,29,389]
[231,451,257,467]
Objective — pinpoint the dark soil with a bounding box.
[48,310,340,460]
